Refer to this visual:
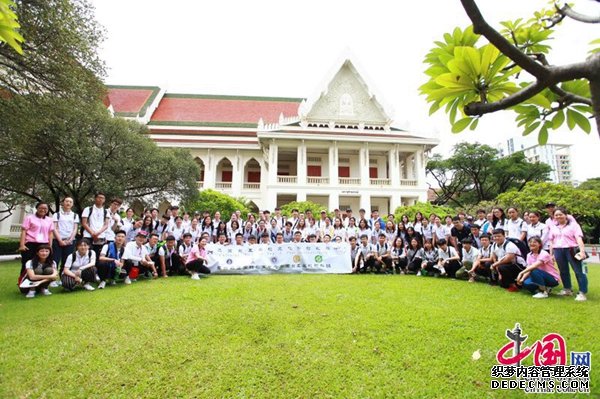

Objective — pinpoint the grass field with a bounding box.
[0,261,598,398]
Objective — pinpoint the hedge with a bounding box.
[0,237,20,255]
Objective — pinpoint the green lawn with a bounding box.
[0,261,598,398]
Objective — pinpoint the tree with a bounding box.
[427,142,551,206]
[578,177,600,195]
[421,1,600,143]
[183,189,250,219]
[0,0,105,101]
[497,181,600,242]
[0,0,23,54]
[0,95,199,213]
[393,202,456,222]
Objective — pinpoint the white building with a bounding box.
[500,136,574,184]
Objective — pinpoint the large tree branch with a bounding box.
[465,81,545,115]
[556,3,600,24]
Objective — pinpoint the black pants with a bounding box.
[422,261,437,275]
[163,254,185,275]
[185,259,211,274]
[61,267,97,290]
[360,257,379,273]
[393,257,408,273]
[407,257,423,273]
[474,261,493,278]
[374,257,392,273]
[443,259,462,278]
[498,262,525,288]
[96,261,117,281]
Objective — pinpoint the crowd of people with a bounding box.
[17,192,590,301]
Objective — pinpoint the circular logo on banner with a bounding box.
[271,257,278,264]
[293,255,301,263]
[314,255,323,263]
[226,259,233,265]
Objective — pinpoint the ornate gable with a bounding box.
[300,59,391,127]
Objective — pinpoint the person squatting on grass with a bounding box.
[61,239,97,292]
[490,229,527,292]
[19,245,58,299]
[516,236,561,299]
[185,237,211,280]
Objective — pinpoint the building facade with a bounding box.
[107,59,438,215]
[500,136,574,184]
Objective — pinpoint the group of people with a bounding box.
[17,192,590,301]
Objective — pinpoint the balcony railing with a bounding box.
[370,178,391,186]
[277,175,297,184]
[243,182,261,190]
[307,177,329,185]
[196,181,204,189]
[400,179,418,186]
[339,177,361,185]
[215,182,232,189]
[10,224,21,234]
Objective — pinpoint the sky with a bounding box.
[92,0,599,182]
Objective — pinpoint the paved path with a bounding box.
[0,254,19,262]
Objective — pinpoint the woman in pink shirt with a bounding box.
[547,207,588,301]
[517,236,560,299]
[185,237,211,280]
[19,202,54,274]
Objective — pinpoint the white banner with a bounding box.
[205,242,352,274]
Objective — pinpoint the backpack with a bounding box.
[79,206,108,237]
[502,237,529,260]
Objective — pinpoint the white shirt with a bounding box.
[52,210,80,240]
[122,241,149,265]
[438,246,457,260]
[432,224,448,241]
[506,218,526,240]
[462,247,479,263]
[492,240,527,267]
[105,210,122,242]
[64,250,96,272]
[526,222,549,247]
[82,205,108,238]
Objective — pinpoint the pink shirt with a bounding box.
[527,250,560,282]
[547,221,583,248]
[186,244,206,264]
[22,214,54,243]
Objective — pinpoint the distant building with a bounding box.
[499,136,574,184]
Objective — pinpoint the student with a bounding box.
[400,214,412,228]
[505,207,527,241]
[51,197,80,277]
[358,234,376,273]
[122,231,158,284]
[145,233,161,266]
[227,220,241,243]
[342,209,353,228]
[105,198,124,244]
[292,231,303,243]
[274,232,284,244]
[122,208,136,232]
[373,233,392,274]
[81,192,110,261]
[370,220,384,245]
[19,202,55,274]
[469,224,482,249]
[481,212,494,235]
[525,211,548,249]
[490,229,527,291]
[97,230,127,288]
[248,235,258,245]
[19,244,58,298]
[216,232,228,246]
[169,216,186,242]
[158,235,182,277]
[435,238,461,277]
[242,221,256,242]
[345,217,359,241]
[188,218,202,243]
[405,226,422,248]
[405,238,423,274]
[155,215,171,240]
[547,207,588,301]
[181,212,192,231]
[450,216,470,258]
[421,218,433,242]
[61,239,97,292]
[349,236,361,274]
[468,233,494,283]
[418,239,439,276]
[139,215,155,237]
[200,215,214,238]
[391,236,408,274]
[517,236,560,299]
[185,237,212,280]
[371,210,385,231]
[432,216,447,246]
[455,238,479,280]
[233,233,246,247]
[357,218,372,241]
[126,219,143,242]
[178,233,194,264]
[288,208,300,229]
[214,221,228,243]
[384,221,397,245]
[319,217,335,242]
[474,209,487,227]
[281,221,294,243]
[413,212,425,235]
[491,207,507,232]
[332,218,347,242]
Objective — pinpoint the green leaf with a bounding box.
[570,110,591,134]
[428,102,440,116]
[469,118,479,130]
[522,121,540,136]
[566,109,577,130]
[551,110,565,129]
[538,126,549,145]
[525,93,551,109]
[451,117,473,133]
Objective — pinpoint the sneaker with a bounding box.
[49,281,59,288]
[532,291,548,299]
[124,276,132,285]
[416,271,421,277]
[439,266,446,276]
[95,274,101,283]
[42,288,52,296]
[83,283,95,291]
[191,273,200,280]
[98,281,106,290]
[557,289,573,296]
[575,292,587,302]
[26,290,36,299]
[109,280,117,286]
[468,277,475,283]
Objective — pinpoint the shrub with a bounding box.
[182,189,250,219]
[280,201,332,219]
[394,202,456,223]
[0,237,20,255]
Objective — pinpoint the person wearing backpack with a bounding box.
[158,235,182,277]
[491,229,527,292]
[506,207,527,241]
[81,192,110,263]
[373,233,392,274]
[51,196,80,287]
[61,239,97,292]
[97,230,127,288]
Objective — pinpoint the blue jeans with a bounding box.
[523,269,559,293]
[553,247,588,294]
[52,240,75,272]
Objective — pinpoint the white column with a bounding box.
[415,148,426,188]
[297,192,307,202]
[232,154,242,196]
[389,147,400,186]
[204,152,215,189]
[407,154,415,181]
[268,142,278,185]
[328,193,339,211]
[390,194,402,213]
[359,147,370,187]
[297,141,307,186]
[267,191,277,211]
[329,142,338,186]
[360,194,371,214]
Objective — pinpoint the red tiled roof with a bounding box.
[107,86,159,115]
[150,94,302,125]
